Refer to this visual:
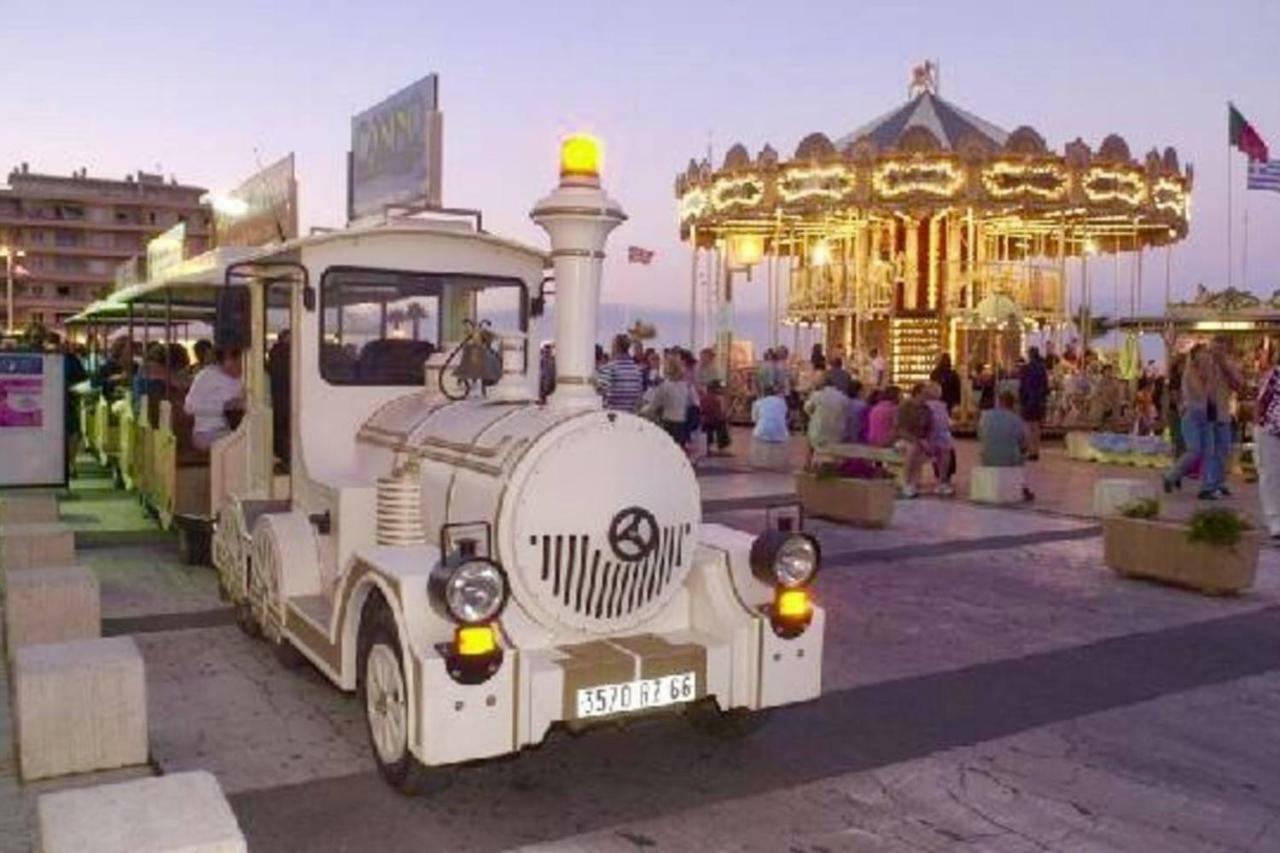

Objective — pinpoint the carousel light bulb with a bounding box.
[731,234,764,268]
[560,133,602,179]
[810,239,832,267]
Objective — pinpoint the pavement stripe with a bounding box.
[823,525,1101,566]
[76,529,175,549]
[226,605,1280,853]
[701,493,797,512]
[102,607,236,635]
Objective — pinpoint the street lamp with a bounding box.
[0,246,26,335]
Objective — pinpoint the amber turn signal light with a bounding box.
[456,624,498,657]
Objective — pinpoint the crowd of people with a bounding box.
[589,334,730,459]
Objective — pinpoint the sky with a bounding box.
[3,0,1279,340]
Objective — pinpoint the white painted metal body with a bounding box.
[218,172,824,772]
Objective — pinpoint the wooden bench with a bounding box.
[812,442,906,483]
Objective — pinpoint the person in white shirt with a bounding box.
[804,375,848,465]
[643,357,694,447]
[184,347,245,451]
[751,384,791,470]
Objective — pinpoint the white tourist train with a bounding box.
[89,136,827,792]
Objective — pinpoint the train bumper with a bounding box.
[408,611,824,766]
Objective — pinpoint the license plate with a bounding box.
[575,671,697,719]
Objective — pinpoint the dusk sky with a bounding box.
[4,0,1279,326]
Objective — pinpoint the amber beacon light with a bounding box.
[560,133,602,181]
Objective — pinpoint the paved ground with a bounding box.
[2,438,1278,852]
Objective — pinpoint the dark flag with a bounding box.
[1229,104,1269,162]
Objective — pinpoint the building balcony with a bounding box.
[0,213,211,235]
[13,243,139,259]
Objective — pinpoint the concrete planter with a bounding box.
[1102,516,1262,595]
[795,473,895,528]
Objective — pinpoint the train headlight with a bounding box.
[430,547,510,625]
[444,559,508,624]
[750,531,820,588]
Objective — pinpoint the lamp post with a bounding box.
[1,246,27,334]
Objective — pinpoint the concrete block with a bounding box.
[1065,431,1095,461]
[1093,478,1157,517]
[5,566,100,655]
[795,472,896,527]
[0,523,76,573]
[37,771,246,853]
[0,494,59,525]
[14,637,147,781]
[969,465,1025,504]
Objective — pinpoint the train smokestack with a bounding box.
[530,134,627,409]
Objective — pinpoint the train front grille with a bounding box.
[530,523,692,623]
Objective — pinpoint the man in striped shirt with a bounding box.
[597,334,645,413]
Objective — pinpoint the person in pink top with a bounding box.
[924,381,956,495]
[865,386,901,447]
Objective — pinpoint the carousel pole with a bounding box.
[688,225,698,350]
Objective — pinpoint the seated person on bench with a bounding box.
[184,346,245,452]
[978,389,1034,501]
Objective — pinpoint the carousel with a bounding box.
[676,63,1193,387]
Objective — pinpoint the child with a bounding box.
[701,380,731,456]
[924,381,956,496]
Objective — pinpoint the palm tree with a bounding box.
[405,302,428,341]
[387,308,407,336]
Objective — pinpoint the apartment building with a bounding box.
[0,164,211,329]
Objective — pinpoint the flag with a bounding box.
[1248,159,1280,193]
[627,246,655,264]
[1229,103,1269,162]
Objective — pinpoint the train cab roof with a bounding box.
[230,217,550,279]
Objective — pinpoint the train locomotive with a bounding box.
[213,134,825,792]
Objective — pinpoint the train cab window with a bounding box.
[319,267,526,386]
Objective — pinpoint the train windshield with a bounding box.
[319,267,526,386]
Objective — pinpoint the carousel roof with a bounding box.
[836,91,1008,152]
[674,75,1193,256]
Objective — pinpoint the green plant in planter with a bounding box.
[1186,507,1251,548]
[1118,498,1159,519]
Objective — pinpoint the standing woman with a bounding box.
[644,355,693,449]
[1255,347,1280,538]
[929,353,962,414]
[1163,343,1212,496]
[1019,347,1050,461]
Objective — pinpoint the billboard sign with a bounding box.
[113,256,144,292]
[146,222,186,282]
[348,74,443,221]
[215,153,299,248]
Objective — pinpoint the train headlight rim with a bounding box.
[750,530,821,589]
[436,557,510,625]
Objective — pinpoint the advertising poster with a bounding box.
[0,353,64,486]
[0,358,43,428]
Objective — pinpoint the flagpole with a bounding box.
[1227,103,1234,289]
[1243,182,1250,291]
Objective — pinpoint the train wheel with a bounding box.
[212,507,249,605]
[247,550,283,644]
[685,698,772,739]
[357,600,437,795]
